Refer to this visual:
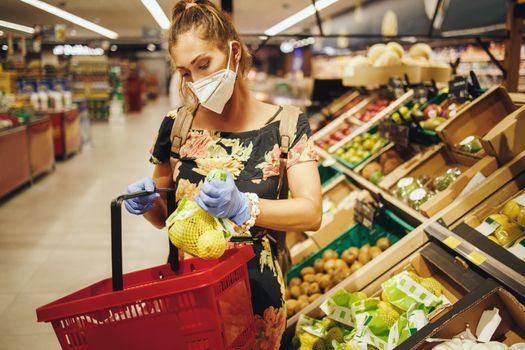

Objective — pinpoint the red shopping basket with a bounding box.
[36,189,256,350]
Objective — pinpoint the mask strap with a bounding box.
[226,42,240,74]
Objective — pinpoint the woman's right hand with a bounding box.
[124,177,161,215]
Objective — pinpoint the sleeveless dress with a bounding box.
[149,107,318,349]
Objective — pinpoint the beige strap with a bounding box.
[169,106,195,170]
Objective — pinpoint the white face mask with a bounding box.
[187,43,239,114]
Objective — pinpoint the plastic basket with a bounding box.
[36,189,256,350]
[286,209,414,282]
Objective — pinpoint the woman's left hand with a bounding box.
[196,172,250,225]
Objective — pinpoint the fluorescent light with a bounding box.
[141,0,170,29]
[19,0,118,39]
[264,0,339,36]
[0,20,35,34]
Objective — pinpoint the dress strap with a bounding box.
[264,105,283,125]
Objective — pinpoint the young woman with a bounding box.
[125,1,322,348]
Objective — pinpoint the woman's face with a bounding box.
[172,31,234,83]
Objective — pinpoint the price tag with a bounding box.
[354,199,375,230]
[443,236,461,249]
[466,251,487,266]
[514,193,525,207]
[475,217,501,236]
[388,123,410,147]
[413,85,429,105]
[449,76,470,103]
[378,119,393,139]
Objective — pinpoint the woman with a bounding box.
[125,1,322,348]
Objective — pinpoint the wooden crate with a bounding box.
[435,86,517,157]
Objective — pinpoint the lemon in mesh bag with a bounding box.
[166,198,229,259]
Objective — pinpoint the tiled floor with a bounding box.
[0,98,172,349]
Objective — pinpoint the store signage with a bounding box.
[379,119,410,147]
[449,76,470,103]
[53,45,104,56]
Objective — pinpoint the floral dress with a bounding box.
[149,107,318,349]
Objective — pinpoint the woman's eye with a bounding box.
[199,62,209,70]
[181,72,190,78]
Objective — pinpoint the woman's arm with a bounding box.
[256,161,322,232]
[143,162,173,229]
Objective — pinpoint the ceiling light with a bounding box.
[2,45,8,51]
[141,0,170,29]
[264,0,339,36]
[19,0,118,39]
[147,43,156,52]
[110,44,118,52]
[0,20,35,34]
[0,30,3,36]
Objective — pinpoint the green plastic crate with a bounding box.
[318,164,341,187]
[286,209,414,282]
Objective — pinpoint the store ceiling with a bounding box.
[0,0,357,41]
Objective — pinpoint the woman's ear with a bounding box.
[230,40,242,67]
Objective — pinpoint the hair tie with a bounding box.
[185,2,197,10]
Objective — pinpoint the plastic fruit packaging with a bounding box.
[502,199,522,222]
[458,135,483,153]
[395,177,419,201]
[493,222,522,246]
[408,188,432,210]
[434,168,462,192]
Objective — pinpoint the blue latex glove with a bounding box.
[196,172,250,225]
[124,177,160,215]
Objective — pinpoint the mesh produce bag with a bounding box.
[166,170,234,259]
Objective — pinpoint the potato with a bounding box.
[309,293,322,303]
[285,299,298,317]
[313,258,325,273]
[324,259,336,273]
[383,157,403,175]
[358,251,371,264]
[300,266,315,277]
[300,282,310,295]
[360,244,371,252]
[308,282,320,295]
[303,274,316,283]
[362,162,383,180]
[348,247,359,257]
[341,250,356,265]
[334,259,348,270]
[289,277,302,287]
[298,295,309,303]
[350,261,364,273]
[319,275,332,290]
[290,286,301,299]
[297,300,309,311]
[370,246,382,259]
[323,249,338,260]
[376,237,391,251]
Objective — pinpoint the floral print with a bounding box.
[253,306,286,350]
[149,110,316,350]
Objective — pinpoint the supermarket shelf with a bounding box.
[425,221,525,299]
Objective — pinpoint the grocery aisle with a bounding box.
[0,98,171,350]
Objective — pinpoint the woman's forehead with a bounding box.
[172,32,220,67]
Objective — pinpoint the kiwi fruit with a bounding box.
[303,274,316,283]
[370,246,382,259]
[308,293,322,303]
[285,299,298,317]
[376,237,391,251]
[348,247,359,256]
[358,251,371,264]
[319,275,331,290]
[289,277,302,287]
[350,261,364,273]
[290,286,301,299]
[313,258,325,273]
[300,282,310,295]
[308,282,320,295]
[324,259,337,273]
[341,250,357,265]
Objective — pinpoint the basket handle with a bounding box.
[110,188,175,292]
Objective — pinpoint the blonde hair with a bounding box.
[169,0,252,110]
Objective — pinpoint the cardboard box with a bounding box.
[385,144,499,218]
[284,241,486,346]
[290,238,320,266]
[305,176,360,248]
[441,149,525,226]
[482,104,525,164]
[408,285,525,349]
[436,86,517,157]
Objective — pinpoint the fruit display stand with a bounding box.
[343,65,423,86]
[405,282,525,350]
[383,144,498,218]
[0,125,31,198]
[50,107,82,160]
[284,208,416,321]
[435,86,517,159]
[284,241,487,349]
[311,90,364,134]
[28,114,55,179]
